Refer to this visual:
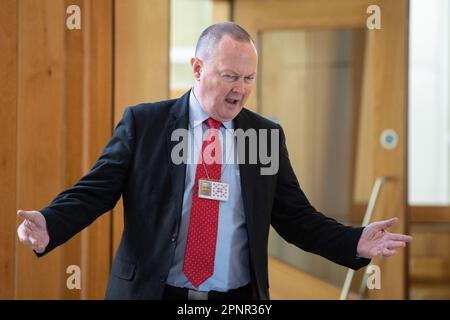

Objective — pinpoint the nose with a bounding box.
[232,79,246,94]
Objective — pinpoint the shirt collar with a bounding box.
[189,89,233,129]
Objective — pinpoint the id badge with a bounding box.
[198,179,229,201]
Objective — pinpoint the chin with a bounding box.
[222,105,243,120]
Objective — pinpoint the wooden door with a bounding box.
[233,0,408,299]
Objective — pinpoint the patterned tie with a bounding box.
[183,117,222,287]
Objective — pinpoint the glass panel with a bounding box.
[259,29,366,287]
[408,0,450,205]
[170,0,214,97]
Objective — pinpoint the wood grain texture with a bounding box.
[113,0,170,255]
[269,257,359,299]
[410,223,450,299]
[0,0,18,300]
[366,0,408,300]
[410,206,450,223]
[11,0,114,299]
[79,0,113,299]
[62,0,84,300]
[16,0,65,299]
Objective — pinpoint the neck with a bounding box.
[192,86,209,115]
[192,86,219,121]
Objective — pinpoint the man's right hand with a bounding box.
[17,210,50,254]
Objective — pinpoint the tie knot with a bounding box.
[205,117,221,130]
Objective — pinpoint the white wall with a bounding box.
[409,0,450,205]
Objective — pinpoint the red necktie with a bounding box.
[183,117,222,287]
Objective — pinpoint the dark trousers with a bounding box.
[162,283,254,300]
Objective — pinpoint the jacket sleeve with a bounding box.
[271,125,370,270]
[37,107,135,256]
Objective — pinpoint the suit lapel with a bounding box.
[166,91,190,226]
[234,111,258,235]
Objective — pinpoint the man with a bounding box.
[17,22,412,300]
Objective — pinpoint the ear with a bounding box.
[191,57,203,81]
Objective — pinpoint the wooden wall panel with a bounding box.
[79,0,113,299]
[62,0,84,300]
[0,0,114,299]
[113,0,170,255]
[367,0,408,300]
[269,257,359,300]
[410,223,450,299]
[15,0,66,299]
[213,0,231,22]
[2,0,166,299]
[114,0,169,120]
[0,0,17,300]
[61,0,113,300]
[349,29,369,212]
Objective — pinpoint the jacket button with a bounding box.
[171,236,176,242]
[160,275,166,282]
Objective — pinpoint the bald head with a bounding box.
[191,22,257,122]
[195,22,256,61]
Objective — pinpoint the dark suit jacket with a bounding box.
[39,91,370,299]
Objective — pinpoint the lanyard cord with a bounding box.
[189,123,235,181]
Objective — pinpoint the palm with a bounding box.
[17,210,49,253]
[356,218,412,258]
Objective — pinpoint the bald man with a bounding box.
[17,22,412,300]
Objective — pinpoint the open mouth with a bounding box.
[225,98,240,105]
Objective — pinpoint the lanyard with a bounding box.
[189,123,235,181]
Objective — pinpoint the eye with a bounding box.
[244,76,255,83]
[221,74,238,82]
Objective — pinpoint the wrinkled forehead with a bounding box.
[216,36,257,58]
[209,37,258,74]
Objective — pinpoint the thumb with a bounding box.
[378,217,398,230]
[17,210,41,223]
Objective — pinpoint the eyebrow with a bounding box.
[221,70,257,77]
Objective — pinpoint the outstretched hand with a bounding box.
[356,217,412,259]
[17,210,49,254]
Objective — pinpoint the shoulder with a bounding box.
[238,107,281,130]
[115,96,187,137]
[128,98,179,118]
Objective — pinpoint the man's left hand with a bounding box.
[356,217,412,259]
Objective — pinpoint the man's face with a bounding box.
[192,35,258,122]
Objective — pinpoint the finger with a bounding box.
[378,217,398,230]
[28,235,40,246]
[24,219,33,229]
[24,219,39,232]
[386,240,406,250]
[33,245,45,254]
[17,223,30,240]
[387,233,413,242]
[18,232,33,247]
[382,248,396,257]
[17,210,40,223]
[369,247,383,258]
[17,224,38,248]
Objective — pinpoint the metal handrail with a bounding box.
[339,176,386,300]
